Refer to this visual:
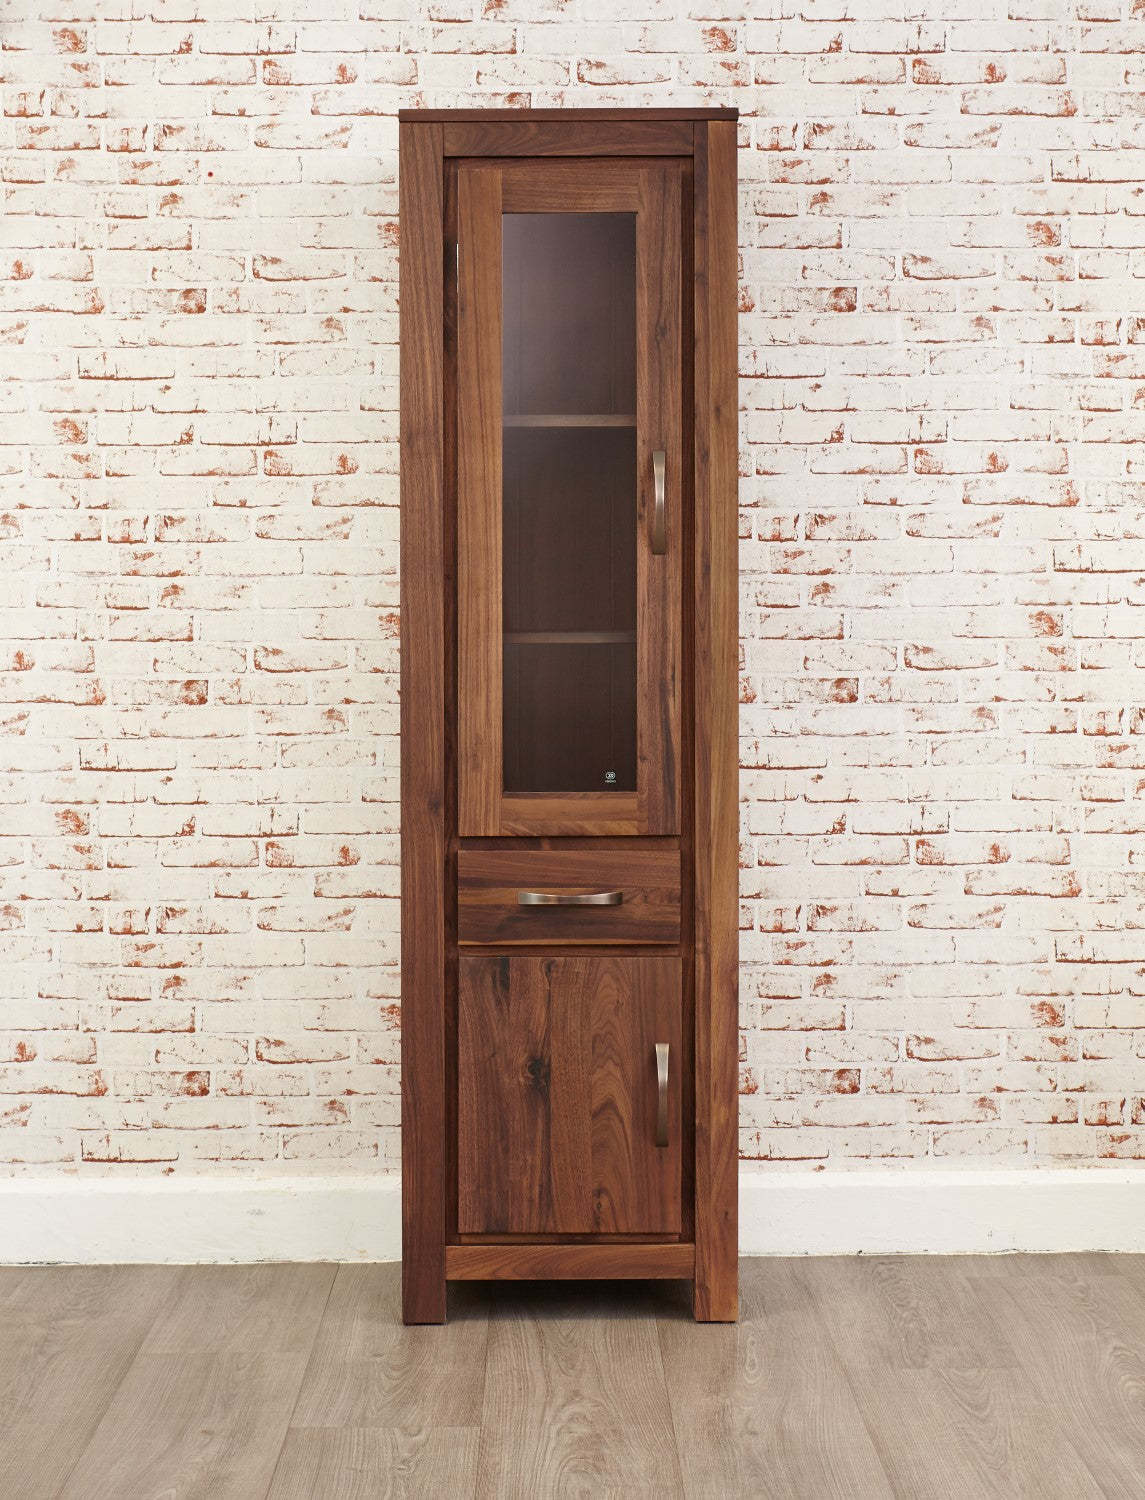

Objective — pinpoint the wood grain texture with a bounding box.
[400,107,737,122]
[965,1260,1145,1498]
[845,1367,1103,1500]
[60,1352,308,1500]
[499,163,644,214]
[456,162,503,837]
[475,1283,684,1500]
[805,1254,1020,1372]
[444,119,694,157]
[659,1259,892,1499]
[457,954,682,1235]
[459,835,679,851]
[292,1263,488,1430]
[3,1257,1135,1499]
[447,1242,694,1280]
[637,165,683,835]
[0,1267,180,1499]
[690,117,740,1323]
[457,847,681,946]
[399,120,448,1326]
[268,1427,479,1500]
[140,1264,335,1356]
[498,791,639,835]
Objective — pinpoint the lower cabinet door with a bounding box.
[458,955,682,1235]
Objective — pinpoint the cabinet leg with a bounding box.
[692,1262,738,1323]
[402,1264,447,1325]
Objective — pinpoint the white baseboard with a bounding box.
[0,1168,1139,1264]
[739,1168,1145,1256]
[0,1177,402,1265]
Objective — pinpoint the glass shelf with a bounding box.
[504,631,636,645]
[502,414,636,428]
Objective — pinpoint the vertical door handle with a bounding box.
[651,449,667,555]
[655,1041,670,1147]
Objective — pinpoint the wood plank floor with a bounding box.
[1,1256,1141,1498]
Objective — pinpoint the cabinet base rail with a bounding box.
[445,1242,695,1281]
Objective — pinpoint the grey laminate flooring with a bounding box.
[2,1255,1141,1498]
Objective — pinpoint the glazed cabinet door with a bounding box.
[456,159,683,836]
[457,955,682,1235]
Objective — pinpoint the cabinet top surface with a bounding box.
[398,107,738,122]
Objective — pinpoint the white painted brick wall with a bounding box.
[2,0,1143,1179]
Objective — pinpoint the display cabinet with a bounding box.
[400,109,738,1323]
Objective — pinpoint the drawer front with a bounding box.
[457,849,680,946]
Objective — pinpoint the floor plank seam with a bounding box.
[263,1263,341,1500]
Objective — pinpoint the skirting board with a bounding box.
[0,1177,402,1266]
[740,1169,1145,1256]
[0,1169,1140,1264]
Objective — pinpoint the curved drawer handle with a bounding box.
[517,890,623,907]
[655,1042,670,1147]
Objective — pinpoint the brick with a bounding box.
[0,7,1137,1183]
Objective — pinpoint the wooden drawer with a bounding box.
[457,848,680,946]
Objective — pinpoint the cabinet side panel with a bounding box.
[400,121,448,1324]
[692,118,740,1322]
[457,167,504,835]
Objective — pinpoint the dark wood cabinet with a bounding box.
[400,109,739,1323]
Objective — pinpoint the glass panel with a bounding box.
[501,212,638,795]
[504,642,636,795]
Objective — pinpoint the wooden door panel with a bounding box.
[457,955,681,1235]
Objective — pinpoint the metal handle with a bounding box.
[655,1042,669,1147]
[651,449,666,555]
[517,890,623,907]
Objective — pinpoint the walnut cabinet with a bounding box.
[399,109,739,1323]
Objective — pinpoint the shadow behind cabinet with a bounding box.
[399,109,738,1323]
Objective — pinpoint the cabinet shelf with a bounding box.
[504,631,636,645]
[503,414,636,429]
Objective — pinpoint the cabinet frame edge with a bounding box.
[400,119,449,1325]
[691,117,740,1323]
